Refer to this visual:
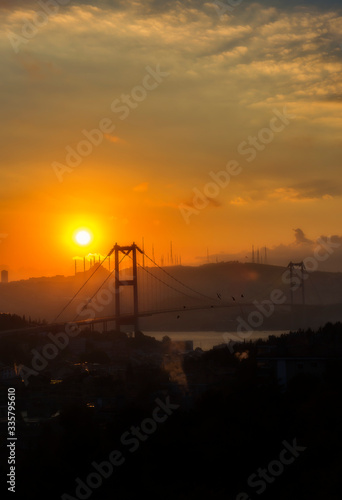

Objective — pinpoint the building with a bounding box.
[1,270,8,283]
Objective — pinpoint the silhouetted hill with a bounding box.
[0,313,35,331]
[0,262,342,331]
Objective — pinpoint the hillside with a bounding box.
[0,261,341,331]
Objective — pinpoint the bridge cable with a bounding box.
[142,251,220,303]
[128,253,213,303]
[72,253,128,322]
[53,246,116,322]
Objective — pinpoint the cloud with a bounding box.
[230,196,249,206]
[293,228,313,245]
[290,180,342,199]
[198,231,342,272]
[268,179,342,202]
[225,178,342,206]
[266,233,342,271]
[1,0,342,279]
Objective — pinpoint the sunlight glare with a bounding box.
[75,230,92,246]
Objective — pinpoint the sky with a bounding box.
[0,0,342,279]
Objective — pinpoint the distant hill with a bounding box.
[0,261,341,331]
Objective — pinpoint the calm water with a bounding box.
[145,330,289,351]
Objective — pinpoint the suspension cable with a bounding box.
[53,246,115,322]
[72,253,127,322]
[128,253,212,302]
[142,251,220,302]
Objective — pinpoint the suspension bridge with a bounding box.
[0,243,319,337]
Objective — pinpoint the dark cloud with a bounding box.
[0,0,125,11]
[290,180,342,200]
[294,228,313,245]
[266,0,341,7]
[80,0,342,10]
[2,0,340,13]
[196,232,342,272]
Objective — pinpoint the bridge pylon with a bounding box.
[287,260,308,329]
[287,261,306,306]
[114,242,143,335]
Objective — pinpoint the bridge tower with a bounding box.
[287,261,306,306]
[114,243,143,335]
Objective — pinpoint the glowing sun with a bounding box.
[75,230,92,246]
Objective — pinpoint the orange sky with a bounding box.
[1,1,342,279]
